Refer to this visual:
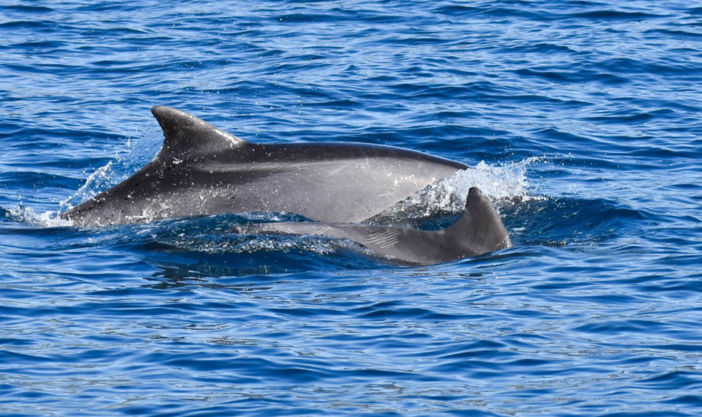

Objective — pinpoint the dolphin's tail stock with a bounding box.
[253,187,512,265]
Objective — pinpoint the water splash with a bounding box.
[3,203,72,228]
[4,127,164,228]
[59,126,162,213]
[371,157,544,224]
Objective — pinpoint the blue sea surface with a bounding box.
[1,1,702,415]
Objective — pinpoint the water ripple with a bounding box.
[1,0,702,416]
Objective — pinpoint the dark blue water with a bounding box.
[2,1,702,415]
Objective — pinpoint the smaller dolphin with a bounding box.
[254,187,512,265]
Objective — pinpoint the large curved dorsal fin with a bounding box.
[151,106,247,161]
[446,187,512,252]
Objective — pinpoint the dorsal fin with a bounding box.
[151,106,247,161]
[446,187,512,252]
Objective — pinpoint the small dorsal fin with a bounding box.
[446,187,512,252]
[151,106,247,161]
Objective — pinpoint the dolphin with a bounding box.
[253,187,512,265]
[61,106,468,226]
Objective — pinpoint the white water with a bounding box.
[59,126,163,214]
[371,157,545,224]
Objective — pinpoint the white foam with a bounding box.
[373,157,544,221]
[4,204,72,228]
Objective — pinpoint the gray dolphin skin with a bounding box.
[61,106,468,226]
[255,187,512,265]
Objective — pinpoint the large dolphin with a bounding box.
[254,187,512,265]
[61,106,468,226]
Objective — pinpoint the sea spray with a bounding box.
[59,126,162,214]
[370,157,545,224]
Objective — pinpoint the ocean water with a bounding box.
[1,0,702,415]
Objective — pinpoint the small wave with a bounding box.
[0,5,53,13]
[570,10,665,20]
[501,196,647,247]
[0,20,54,29]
